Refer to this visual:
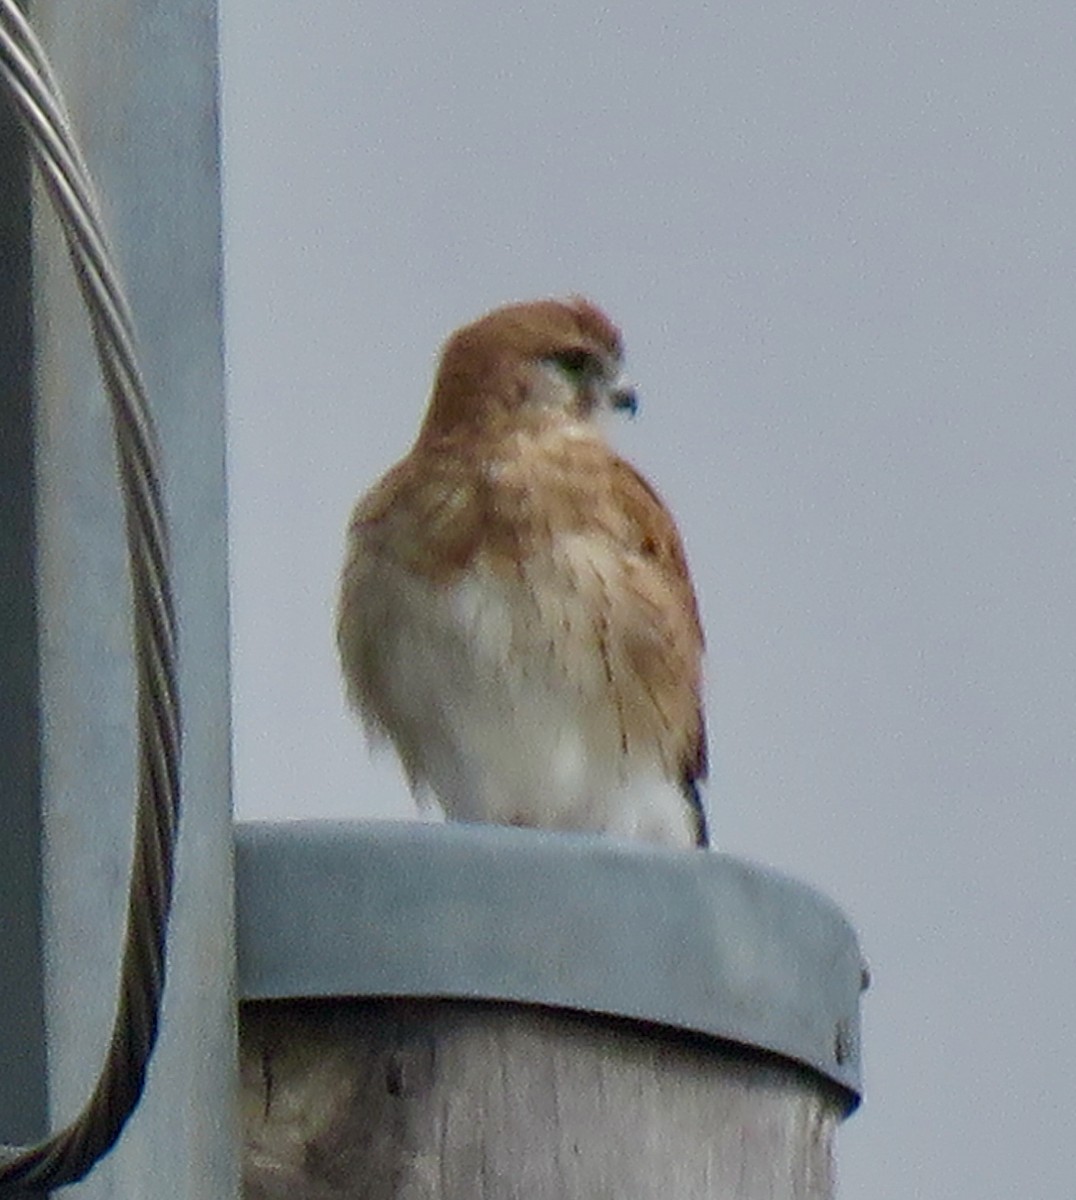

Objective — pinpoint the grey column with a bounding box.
[5,1,236,1196]
[0,75,48,1149]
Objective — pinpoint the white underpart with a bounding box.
[360,553,696,849]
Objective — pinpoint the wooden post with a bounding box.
[241,999,840,1199]
[235,822,864,1200]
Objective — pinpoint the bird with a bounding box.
[336,297,709,848]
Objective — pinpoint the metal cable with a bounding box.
[0,0,182,1191]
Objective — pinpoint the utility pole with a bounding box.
[237,821,865,1199]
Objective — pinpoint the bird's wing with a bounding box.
[602,455,709,812]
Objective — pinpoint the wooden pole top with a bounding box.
[235,820,865,1110]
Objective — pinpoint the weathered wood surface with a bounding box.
[240,999,841,1200]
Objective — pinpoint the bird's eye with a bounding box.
[551,348,597,378]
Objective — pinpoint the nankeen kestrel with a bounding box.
[337,297,708,848]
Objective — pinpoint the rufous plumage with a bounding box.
[337,297,709,848]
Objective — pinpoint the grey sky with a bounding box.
[220,2,1076,1196]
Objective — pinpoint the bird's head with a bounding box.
[419,297,637,442]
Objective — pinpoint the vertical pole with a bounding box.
[0,72,48,1149]
[17,1,236,1195]
[235,822,864,1200]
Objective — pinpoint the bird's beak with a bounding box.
[609,375,639,417]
